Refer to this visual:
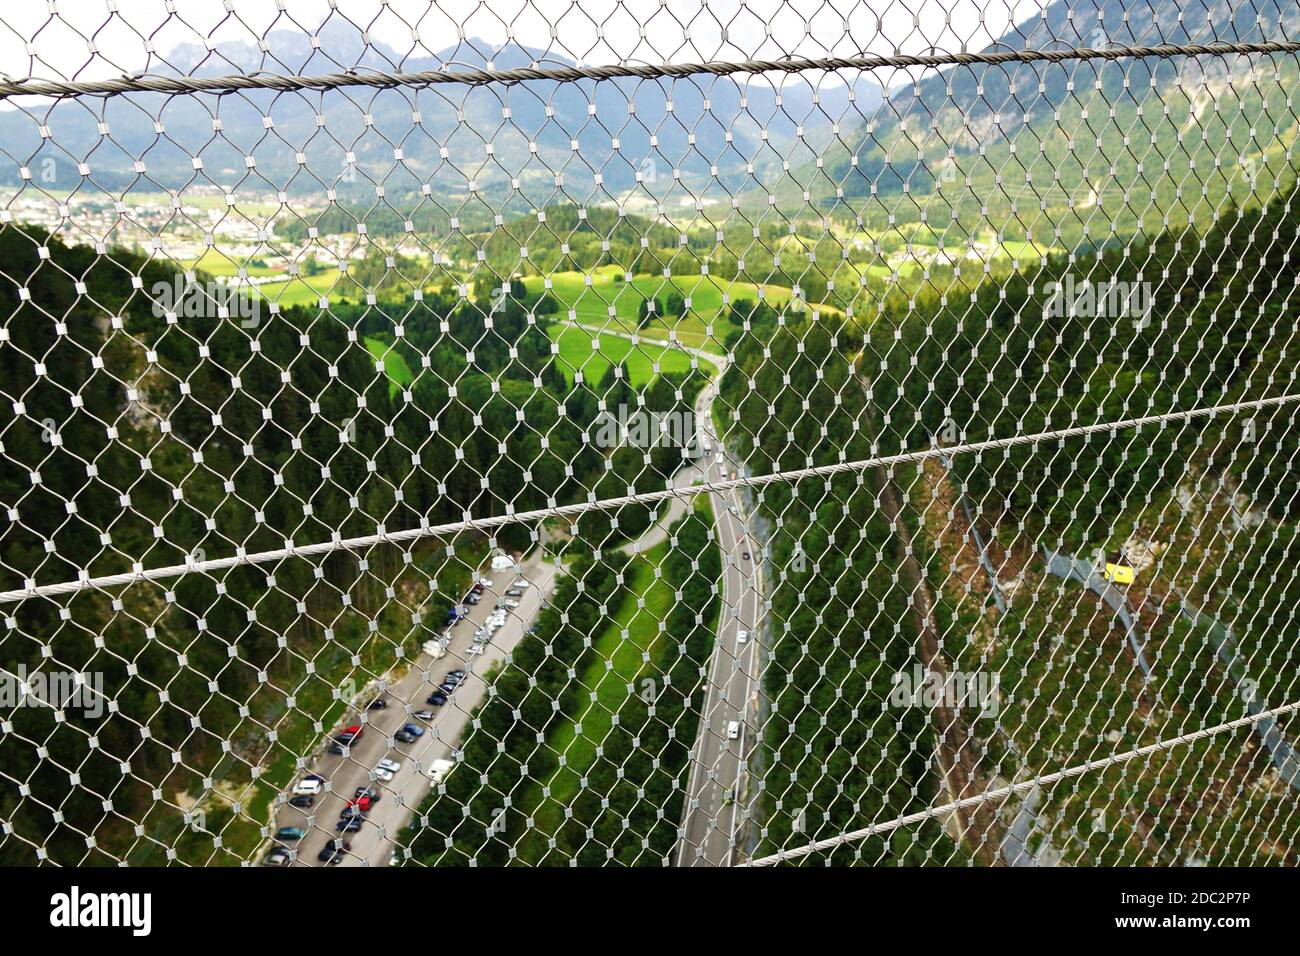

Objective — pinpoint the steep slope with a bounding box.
[811,0,1300,245]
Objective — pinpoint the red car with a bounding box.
[346,795,373,812]
[337,724,364,743]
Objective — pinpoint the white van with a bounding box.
[292,778,322,797]
[428,758,454,783]
[736,629,749,645]
[490,554,515,572]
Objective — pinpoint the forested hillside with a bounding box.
[0,223,701,863]
[717,173,1300,863]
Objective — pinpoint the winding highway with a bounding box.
[676,375,764,865]
[567,318,765,866]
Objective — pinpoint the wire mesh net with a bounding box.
[0,0,1298,867]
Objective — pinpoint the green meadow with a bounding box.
[547,322,717,388]
[526,268,820,354]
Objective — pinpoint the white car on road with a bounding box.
[727,720,741,740]
[736,629,749,645]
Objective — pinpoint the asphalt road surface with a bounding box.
[265,551,556,867]
[676,377,763,866]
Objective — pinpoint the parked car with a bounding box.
[426,692,448,706]
[466,645,485,657]
[401,722,426,737]
[288,795,315,809]
[414,710,436,721]
[292,778,322,797]
[501,598,520,609]
[264,848,293,866]
[336,818,364,833]
[428,758,455,784]
[510,579,530,590]
[470,581,486,595]
[505,587,524,598]
[337,724,364,743]
[438,682,457,695]
[274,826,306,841]
[339,806,365,820]
[367,697,387,711]
[353,787,380,802]
[465,592,481,605]
[377,758,402,774]
[348,795,373,812]
[373,767,395,783]
[318,840,350,864]
[422,639,446,659]
[394,730,418,744]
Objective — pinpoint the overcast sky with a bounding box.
[0,0,1027,83]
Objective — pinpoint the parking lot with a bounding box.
[264,550,557,866]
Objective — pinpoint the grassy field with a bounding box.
[527,268,824,354]
[364,335,415,397]
[508,497,721,863]
[253,272,346,307]
[547,322,717,388]
[518,542,674,845]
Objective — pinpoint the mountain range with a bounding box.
[3,1,1297,246]
[0,22,883,206]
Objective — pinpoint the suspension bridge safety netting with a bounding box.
[1,0,1299,867]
